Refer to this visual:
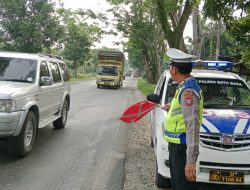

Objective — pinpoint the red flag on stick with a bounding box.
[120,100,157,123]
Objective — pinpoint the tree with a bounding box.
[63,23,91,78]
[229,14,250,65]
[57,8,93,78]
[0,0,63,53]
[192,6,202,58]
[204,0,250,65]
[107,0,166,82]
[154,0,200,51]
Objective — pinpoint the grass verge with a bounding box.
[70,73,96,82]
[137,78,156,97]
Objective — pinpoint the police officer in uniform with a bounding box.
[163,48,203,190]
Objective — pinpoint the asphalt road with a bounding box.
[0,78,140,190]
[1,78,249,190]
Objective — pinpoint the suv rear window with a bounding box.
[59,62,70,82]
[0,57,37,83]
[49,62,61,83]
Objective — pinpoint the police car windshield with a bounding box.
[165,78,250,109]
[198,78,250,109]
[0,57,37,83]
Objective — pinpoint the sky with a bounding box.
[59,0,125,50]
[58,0,193,49]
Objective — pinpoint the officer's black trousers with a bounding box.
[168,142,197,190]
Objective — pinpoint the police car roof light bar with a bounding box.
[192,60,233,70]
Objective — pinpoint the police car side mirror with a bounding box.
[147,93,160,104]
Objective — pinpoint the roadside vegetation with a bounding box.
[70,73,96,82]
[0,0,249,82]
[137,78,156,97]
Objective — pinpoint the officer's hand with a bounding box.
[185,163,196,182]
[162,103,171,111]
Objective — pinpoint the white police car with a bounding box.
[148,61,250,188]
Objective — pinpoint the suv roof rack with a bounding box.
[38,54,63,60]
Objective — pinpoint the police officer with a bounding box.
[163,48,203,190]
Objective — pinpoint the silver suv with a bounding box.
[0,51,71,157]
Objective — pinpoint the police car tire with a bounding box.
[155,163,171,188]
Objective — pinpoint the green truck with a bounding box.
[96,51,124,89]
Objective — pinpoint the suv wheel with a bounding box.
[53,100,68,129]
[155,162,171,188]
[8,111,37,157]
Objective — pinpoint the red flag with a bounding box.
[120,100,157,123]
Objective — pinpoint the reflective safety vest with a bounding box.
[164,78,203,144]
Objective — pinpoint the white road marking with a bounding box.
[83,89,89,93]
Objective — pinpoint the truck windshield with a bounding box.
[166,78,250,109]
[0,57,37,83]
[98,66,118,76]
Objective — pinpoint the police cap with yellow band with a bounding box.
[167,48,196,65]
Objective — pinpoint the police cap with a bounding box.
[167,48,195,64]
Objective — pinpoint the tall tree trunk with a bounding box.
[143,52,155,83]
[180,37,187,52]
[155,0,194,51]
[74,61,77,79]
[215,18,221,60]
[192,6,202,58]
[209,36,213,60]
[156,43,166,80]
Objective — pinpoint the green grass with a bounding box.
[70,73,96,82]
[137,78,156,97]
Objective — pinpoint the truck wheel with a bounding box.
[8,111,37,158]
[97,85,100,88]
[53,100,68,129]
[155,163,171,188]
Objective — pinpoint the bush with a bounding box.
[137,78,156,97]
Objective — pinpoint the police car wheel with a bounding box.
[155,163,171,188]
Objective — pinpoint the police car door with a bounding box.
[151,72,167,149]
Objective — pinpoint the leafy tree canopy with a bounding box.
[204,0,250,64]
[0,0,63,53]
[204,0,248,21]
